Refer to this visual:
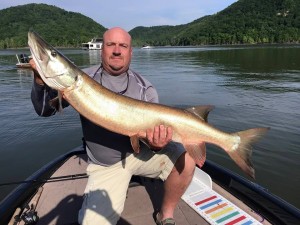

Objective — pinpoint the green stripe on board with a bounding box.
[216,211,240,223]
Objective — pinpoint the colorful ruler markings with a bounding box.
[182,175,262,225]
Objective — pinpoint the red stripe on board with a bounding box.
[225,215,246,225]
[195,195,217,206]
[205,202,228,214]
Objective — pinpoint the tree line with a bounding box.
[0,4,106,48]
[0,0,299,49]
[130,0,300,46]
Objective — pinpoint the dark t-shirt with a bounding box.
[31,65,159,166]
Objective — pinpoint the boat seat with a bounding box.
[182,167,263,225]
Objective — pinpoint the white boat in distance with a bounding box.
[82,38,103,50]
[141,45,154,49]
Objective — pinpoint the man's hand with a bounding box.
[29,59,44,86]
[146,125,173,151]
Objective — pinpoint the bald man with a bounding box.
[30,27,197,225]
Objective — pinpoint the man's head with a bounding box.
[101,27,132,76]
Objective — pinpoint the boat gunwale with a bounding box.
[202,161,300,224]
[0,147,86,224]
[1,146,300,224]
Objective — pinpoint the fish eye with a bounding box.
[51,50,57,57]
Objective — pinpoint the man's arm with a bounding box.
[30,59,69,117]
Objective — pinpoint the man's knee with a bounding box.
[173,152,195,176]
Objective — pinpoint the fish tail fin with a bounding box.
[227,127,270,179]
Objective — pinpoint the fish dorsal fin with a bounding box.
[186,105,214,122]
[184,142,207,168]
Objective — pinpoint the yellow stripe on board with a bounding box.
[210,206,234,219]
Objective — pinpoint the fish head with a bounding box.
[28,31,78,91]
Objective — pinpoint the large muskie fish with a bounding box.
[28,31,269,178]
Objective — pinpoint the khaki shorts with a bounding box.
[78,142,185,225]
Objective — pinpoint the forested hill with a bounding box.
[130,0,300,46]
[0,3,107,48]
[1,0,300,48]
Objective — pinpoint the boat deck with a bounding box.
[17,154,269,225]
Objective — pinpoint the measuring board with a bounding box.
[182,168,263,225]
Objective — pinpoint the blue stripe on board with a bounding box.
[241,221,253,225]
[199,199,222,210]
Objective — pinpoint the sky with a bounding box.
[0,0,238,31]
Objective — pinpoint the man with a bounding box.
[30,27,197,225]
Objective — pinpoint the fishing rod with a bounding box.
[0,173,88,186]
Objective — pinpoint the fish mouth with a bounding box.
[28,31,51,66]
[28,31,76,90]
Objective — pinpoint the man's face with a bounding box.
[101,28,132,76]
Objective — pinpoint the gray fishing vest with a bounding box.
[81,65,158,166]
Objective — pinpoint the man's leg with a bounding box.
[144,125,205,222]
[129,142,199,222]
[78,163,132,225]
[159,152,195,220]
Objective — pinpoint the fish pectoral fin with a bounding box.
[49,97,59,109]
[130,135,141,153]
[49,91,63,112]
[185,105,214,122]
[184,142,207,167]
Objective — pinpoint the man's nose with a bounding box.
[113,52,121,56]
[113,45,121,55]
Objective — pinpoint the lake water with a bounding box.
[0,46,299,209]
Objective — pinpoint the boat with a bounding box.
[15,54,32,68]
[81,38,103,50]
[0,146,299,225]
[141,45,154,49]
